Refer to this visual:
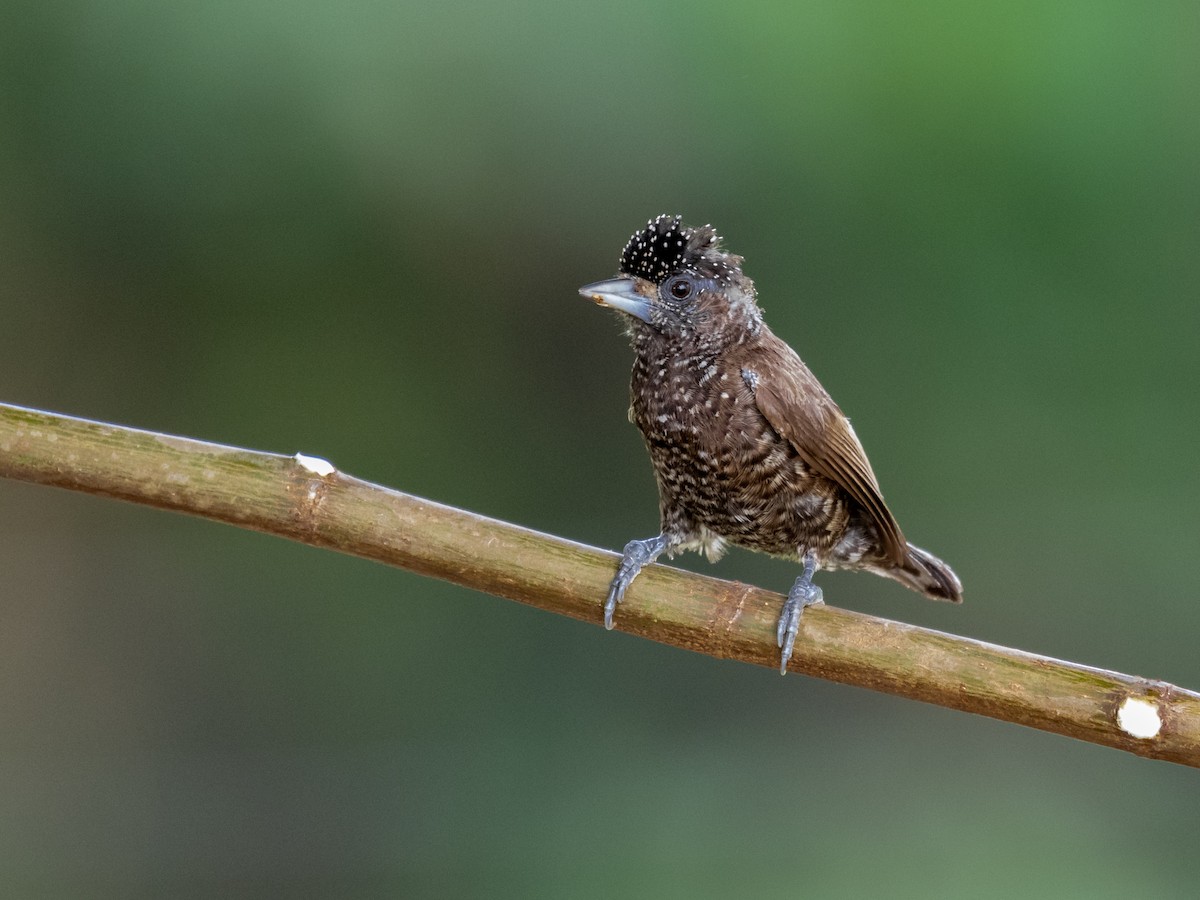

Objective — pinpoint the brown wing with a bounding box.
[747,333,907,566]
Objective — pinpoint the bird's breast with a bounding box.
[629,351,847,555]
[630,353,759,456]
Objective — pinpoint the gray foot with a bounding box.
[777,552,825,674]
[605,534,670,629]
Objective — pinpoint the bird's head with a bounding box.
[579,215,761,344]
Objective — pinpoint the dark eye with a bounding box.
[667,276,693,301]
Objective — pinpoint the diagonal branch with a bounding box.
[0,401,1197,766]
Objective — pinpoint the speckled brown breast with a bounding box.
[630,345,859,562]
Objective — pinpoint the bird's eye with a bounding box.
[667,276,693,301]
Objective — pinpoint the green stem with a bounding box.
[0,401,1196,766]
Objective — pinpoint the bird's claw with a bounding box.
[603,566,633,630]
[604,535,669,629]
[777,577,823,674]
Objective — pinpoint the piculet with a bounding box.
[579,214,962,673]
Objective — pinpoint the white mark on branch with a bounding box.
[1117,696,1162,739]
[294,453,336,477]
[290,453,337,530]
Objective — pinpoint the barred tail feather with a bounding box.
[885,543,963,603]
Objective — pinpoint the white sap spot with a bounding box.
[1117,696,1162,739]
[294,453,335,477]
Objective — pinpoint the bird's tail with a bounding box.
[883,543,963,604]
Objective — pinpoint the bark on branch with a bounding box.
[0,401,1196,766]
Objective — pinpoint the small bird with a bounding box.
[579,214,962,673]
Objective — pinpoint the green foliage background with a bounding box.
[2,1,1198,895]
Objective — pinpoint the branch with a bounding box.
[0,401,1196,766]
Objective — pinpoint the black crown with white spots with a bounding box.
[618,214,740,286]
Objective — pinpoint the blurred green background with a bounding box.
[2,0,1198,896]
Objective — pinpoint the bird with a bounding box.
[578,214,962,673]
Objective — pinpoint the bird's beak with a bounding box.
[578,277,653,324]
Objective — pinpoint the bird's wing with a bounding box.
[749,336,908,566]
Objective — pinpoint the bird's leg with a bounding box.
[777,550,825,674]
[605,533,672,629]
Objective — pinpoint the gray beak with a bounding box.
[578,277,653,324]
